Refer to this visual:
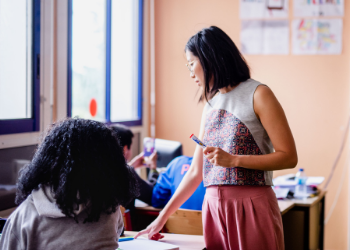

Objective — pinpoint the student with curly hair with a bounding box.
[0,118,139,250]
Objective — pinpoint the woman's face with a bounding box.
[185,50,205,88]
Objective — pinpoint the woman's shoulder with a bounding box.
[254,84,274,102]
[241,78,267,90]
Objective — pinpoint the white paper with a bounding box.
[292,19,318,54]
[272,187,290,199]
[240,0,289,19]
[263,20,289,54]
[317,19,343,54]
[241,20,264,54]
[294,0,344,17]
[134,199,148,207]
[241,20,289,55]
[118,237,179,250]
[292,19,342,55]
[273,174,324,186]
[306,176,325,185]
[273,174,297,186]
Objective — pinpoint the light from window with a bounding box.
[0,0,32,120]
[71,0,106,121]
[110,0,140,122]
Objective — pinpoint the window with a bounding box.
[0,0,41,135]
[68,0,143,126]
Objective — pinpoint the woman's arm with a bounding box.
[135,107,207,239]
[204,85,298,171]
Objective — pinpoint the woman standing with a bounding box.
[136,26,297,250]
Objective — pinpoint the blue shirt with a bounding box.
[151,156,206,210]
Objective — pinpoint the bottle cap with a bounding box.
[299,168,304,171]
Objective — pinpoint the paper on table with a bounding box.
[273,174,324,186]
[272,187,290,199]
[118,237,179,250]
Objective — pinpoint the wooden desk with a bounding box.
[281,191,326,250]
[135,205,161,214]
[278,200,295,215]
[123,231,205,250]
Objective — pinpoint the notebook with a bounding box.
[117,237,179,250]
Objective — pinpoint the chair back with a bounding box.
[120,206,132,231]
[165,209,203,235]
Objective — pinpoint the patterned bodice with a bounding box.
[202,109,266,187]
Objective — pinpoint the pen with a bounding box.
[118,236,134,242]
[190,134,206,149]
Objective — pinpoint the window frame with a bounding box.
[0,0,41,135]
[67,0,143,127]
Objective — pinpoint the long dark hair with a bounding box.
[16,118,139,223]
[185,26,250,102]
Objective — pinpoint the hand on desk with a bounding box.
[134,215,166,240]
[129,151,158,169]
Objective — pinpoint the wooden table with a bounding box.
[123,231,205,250]
[280,191,326,250]
[278,200,295,215]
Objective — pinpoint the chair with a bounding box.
[120,206,132,231]
[164,209,203,235]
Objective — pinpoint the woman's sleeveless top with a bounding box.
[203,79,274,187]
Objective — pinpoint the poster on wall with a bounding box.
[241,20,263,54]
[292,19,343,54]
[241,20,289,54]
[294,0,344,17]
[240,0,289,19]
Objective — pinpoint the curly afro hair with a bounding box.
[15,118,139,223]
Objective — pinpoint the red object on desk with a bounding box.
[151,233,165,241]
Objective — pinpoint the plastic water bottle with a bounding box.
[295,168,308,199]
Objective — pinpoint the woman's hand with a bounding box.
[203,146,237,168]
[134,214,167,240]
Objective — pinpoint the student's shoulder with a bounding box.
[2,196,35,239]
[8,195,38,224]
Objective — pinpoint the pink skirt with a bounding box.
[202,185,284,250]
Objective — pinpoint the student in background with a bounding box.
[113,125,158,172]
[136,26,297,250]
[152,156,205,211]
[0,118,139,250]
[110,124,158,207]
[111,125,205,211]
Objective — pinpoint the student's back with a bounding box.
[0,118,139,250]
[1,192,123,250]
[152,156,206,210]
